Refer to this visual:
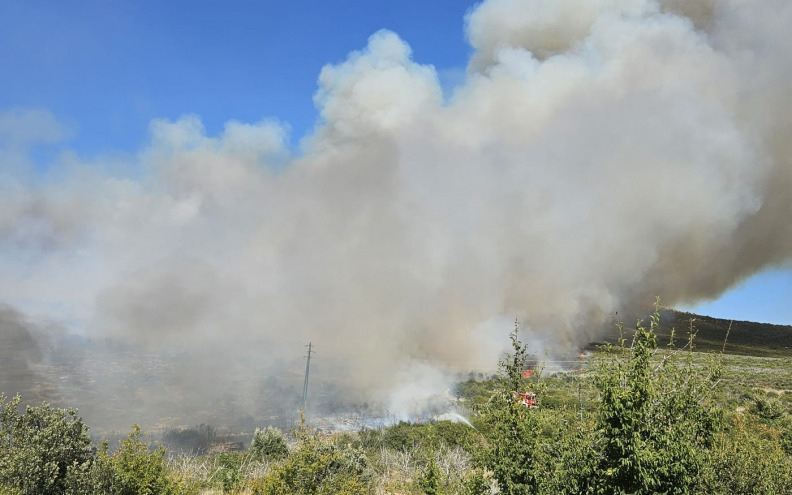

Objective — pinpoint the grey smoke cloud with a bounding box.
[0,305,45,400]
[0,0,790,426]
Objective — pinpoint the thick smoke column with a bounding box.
[0,0,790,424]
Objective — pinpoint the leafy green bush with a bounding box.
[591,305,723,494]
[250,426,289,461]
[378,421,427,451]
[699,414,792,494]
[254,417,371,494]
[215,452,243,492]
[109,424,178,495]
[0,395,93,495]
[418,457,441,495]
[778,416,792,455]
[752,395,785,420]
[455,379,497,407]
[430,421,481,452]
[475,304,728,495]
[460,468,491,495]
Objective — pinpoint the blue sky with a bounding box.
[680,266,792,325]
[1,0,477,156]
[1,0,790,326]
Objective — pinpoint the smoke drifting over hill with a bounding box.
[1,0,791,427]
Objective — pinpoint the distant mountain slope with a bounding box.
[593,309,792,358]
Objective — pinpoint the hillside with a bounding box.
[593,309,792,358]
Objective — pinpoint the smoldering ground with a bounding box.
[1,0,791,431]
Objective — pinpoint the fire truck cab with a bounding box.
[514,391,537,408]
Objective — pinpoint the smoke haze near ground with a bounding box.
[1,0,791,429]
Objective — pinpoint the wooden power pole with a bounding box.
[302,342,313,411]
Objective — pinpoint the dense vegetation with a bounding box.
[1,306,791,494]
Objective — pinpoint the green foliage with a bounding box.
[591,304,722,494]
[460,469,491,495]
[478,320,547,494]
[474,304,731,495]
[542,421,599,495]
[752,395,785,420]
[455,379,498,407]
[63,441,112,494]
[430,420,481,452]
[699,414,792,494]
[0,395,93,495]
[377,420,480,453]
[108,425,178,495]
[778,416,792,455]
[377,421,423,451]
[418,457,441,495]
[214,452,243,492]
[250,426,289,461]
[255,416,370,494]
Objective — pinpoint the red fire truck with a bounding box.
[514,391,537,408]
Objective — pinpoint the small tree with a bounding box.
[478,320,546,495]
[592,302,722,494]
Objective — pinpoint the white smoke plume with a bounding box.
[1,0,791,428]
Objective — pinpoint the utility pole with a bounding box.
[302,342,313,412]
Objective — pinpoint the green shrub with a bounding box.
[418,457,441,495]
[476,303,727,495]
[455,379,497,407]
[699,414,792,494]
[379,421,428,451]
[460,469,491,495]
[0,395,93,495]
[377,420,481,455]
[110,424,178,495]
[215,452,243,492]
[752,395,785,420]
[250,426,289,461]
[255,417,371,494]
[779,416,792,455]
[591,304,722,494]
[357,428,381,451]
[430,421,481,452]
